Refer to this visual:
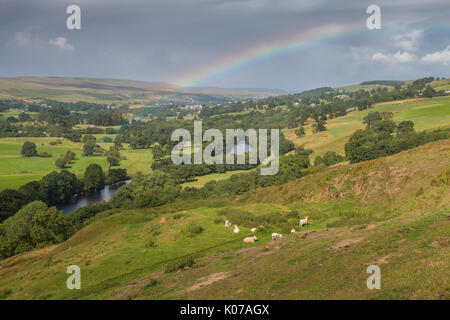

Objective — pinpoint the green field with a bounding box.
[0,137,154,190]
[1,139,448,299]
[283,96,450,157]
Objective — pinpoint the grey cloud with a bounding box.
[0,0,449,91]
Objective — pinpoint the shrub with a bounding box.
[173,213,184,219]
[38,152,52,158]
[21,141,37,157]
[286,210,299,219]
[145,279,159,288]
[217,208,255,227]
[165,256,196,273]
[187,225,204,236]
[145,239,157,248]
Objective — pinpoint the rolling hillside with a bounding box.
[0,77,280,104]
[1,139,448,300]
[283,96,450,157]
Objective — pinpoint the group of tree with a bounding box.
[0,165,129,224]
[345,111,450,163]
[55,150,76,169]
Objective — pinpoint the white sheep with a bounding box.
[233,225,240,234]
[299,216,309,227]
[290,229,296,234]
[243,235,258,243]
[225,220,232,227]
[272,232,283,240]
[251,227,257,233]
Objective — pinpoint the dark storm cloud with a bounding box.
[0,0,449,91]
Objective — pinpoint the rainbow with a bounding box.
[172,22,450,89]
[174,22,363,88]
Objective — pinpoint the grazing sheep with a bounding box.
[225,220,232,227]
[243,235,258,243]
[299,216,309,227]
[233,225,240,234]
[291,229,296,234]
[251,227,257,233]
[272,232,283,240]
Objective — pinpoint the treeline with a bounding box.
[345,111,450,163]
[360,80,405,86]
[0,166,129,224]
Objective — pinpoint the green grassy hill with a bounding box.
[1,139,448,300]
[283,96,450,158]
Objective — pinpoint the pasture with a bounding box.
[283,96,450,157]
[0,137,154,191]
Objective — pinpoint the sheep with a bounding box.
[291,229,296,234]
[299,216,309,227]
[233,225,240,234]
[272,232,283,240]
[251,227,258,233]
[243,235,258,243]
[225,220,232,227]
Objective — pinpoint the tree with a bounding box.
[397,120,415,137]
[423,86,436,98]
[82,134,96,144]
[295,127,305,137]
[64,150,76,162]
[0,189,26,223]
[373,120,397,134]
[55,157,67,169]
[105,148,122,167]
[18,112,32,122]
[21,141,37,157]
[105,168,129,185]
[0,201,68,259]
[363,112,382,129]
[83,141,96,156]
[83,164,105,192]
[151,143,165,161]
[36,171,81,206]
[312,119,327,133]
[315,151,344,167]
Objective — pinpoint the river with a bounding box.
[57,179,131,214]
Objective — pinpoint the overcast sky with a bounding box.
[1,0,449,91]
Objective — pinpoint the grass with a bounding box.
[283,96,450,158]
[0,137,153,191]
[0,139,448,300]
[182,168,256,188]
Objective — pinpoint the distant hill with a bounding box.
[0,77,281,104]
[359,80,406,86]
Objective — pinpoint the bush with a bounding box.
[55,157,67,168]
[0,201,68,259]
[145,279,159,288]
[173,213,184,219]
[217,208,255,227]
[145,239,157,248]
[286,210,299,219]
[38,152,52,158]
[165,256,196,273]
[21,141,37,157]
[187,225,204,236]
